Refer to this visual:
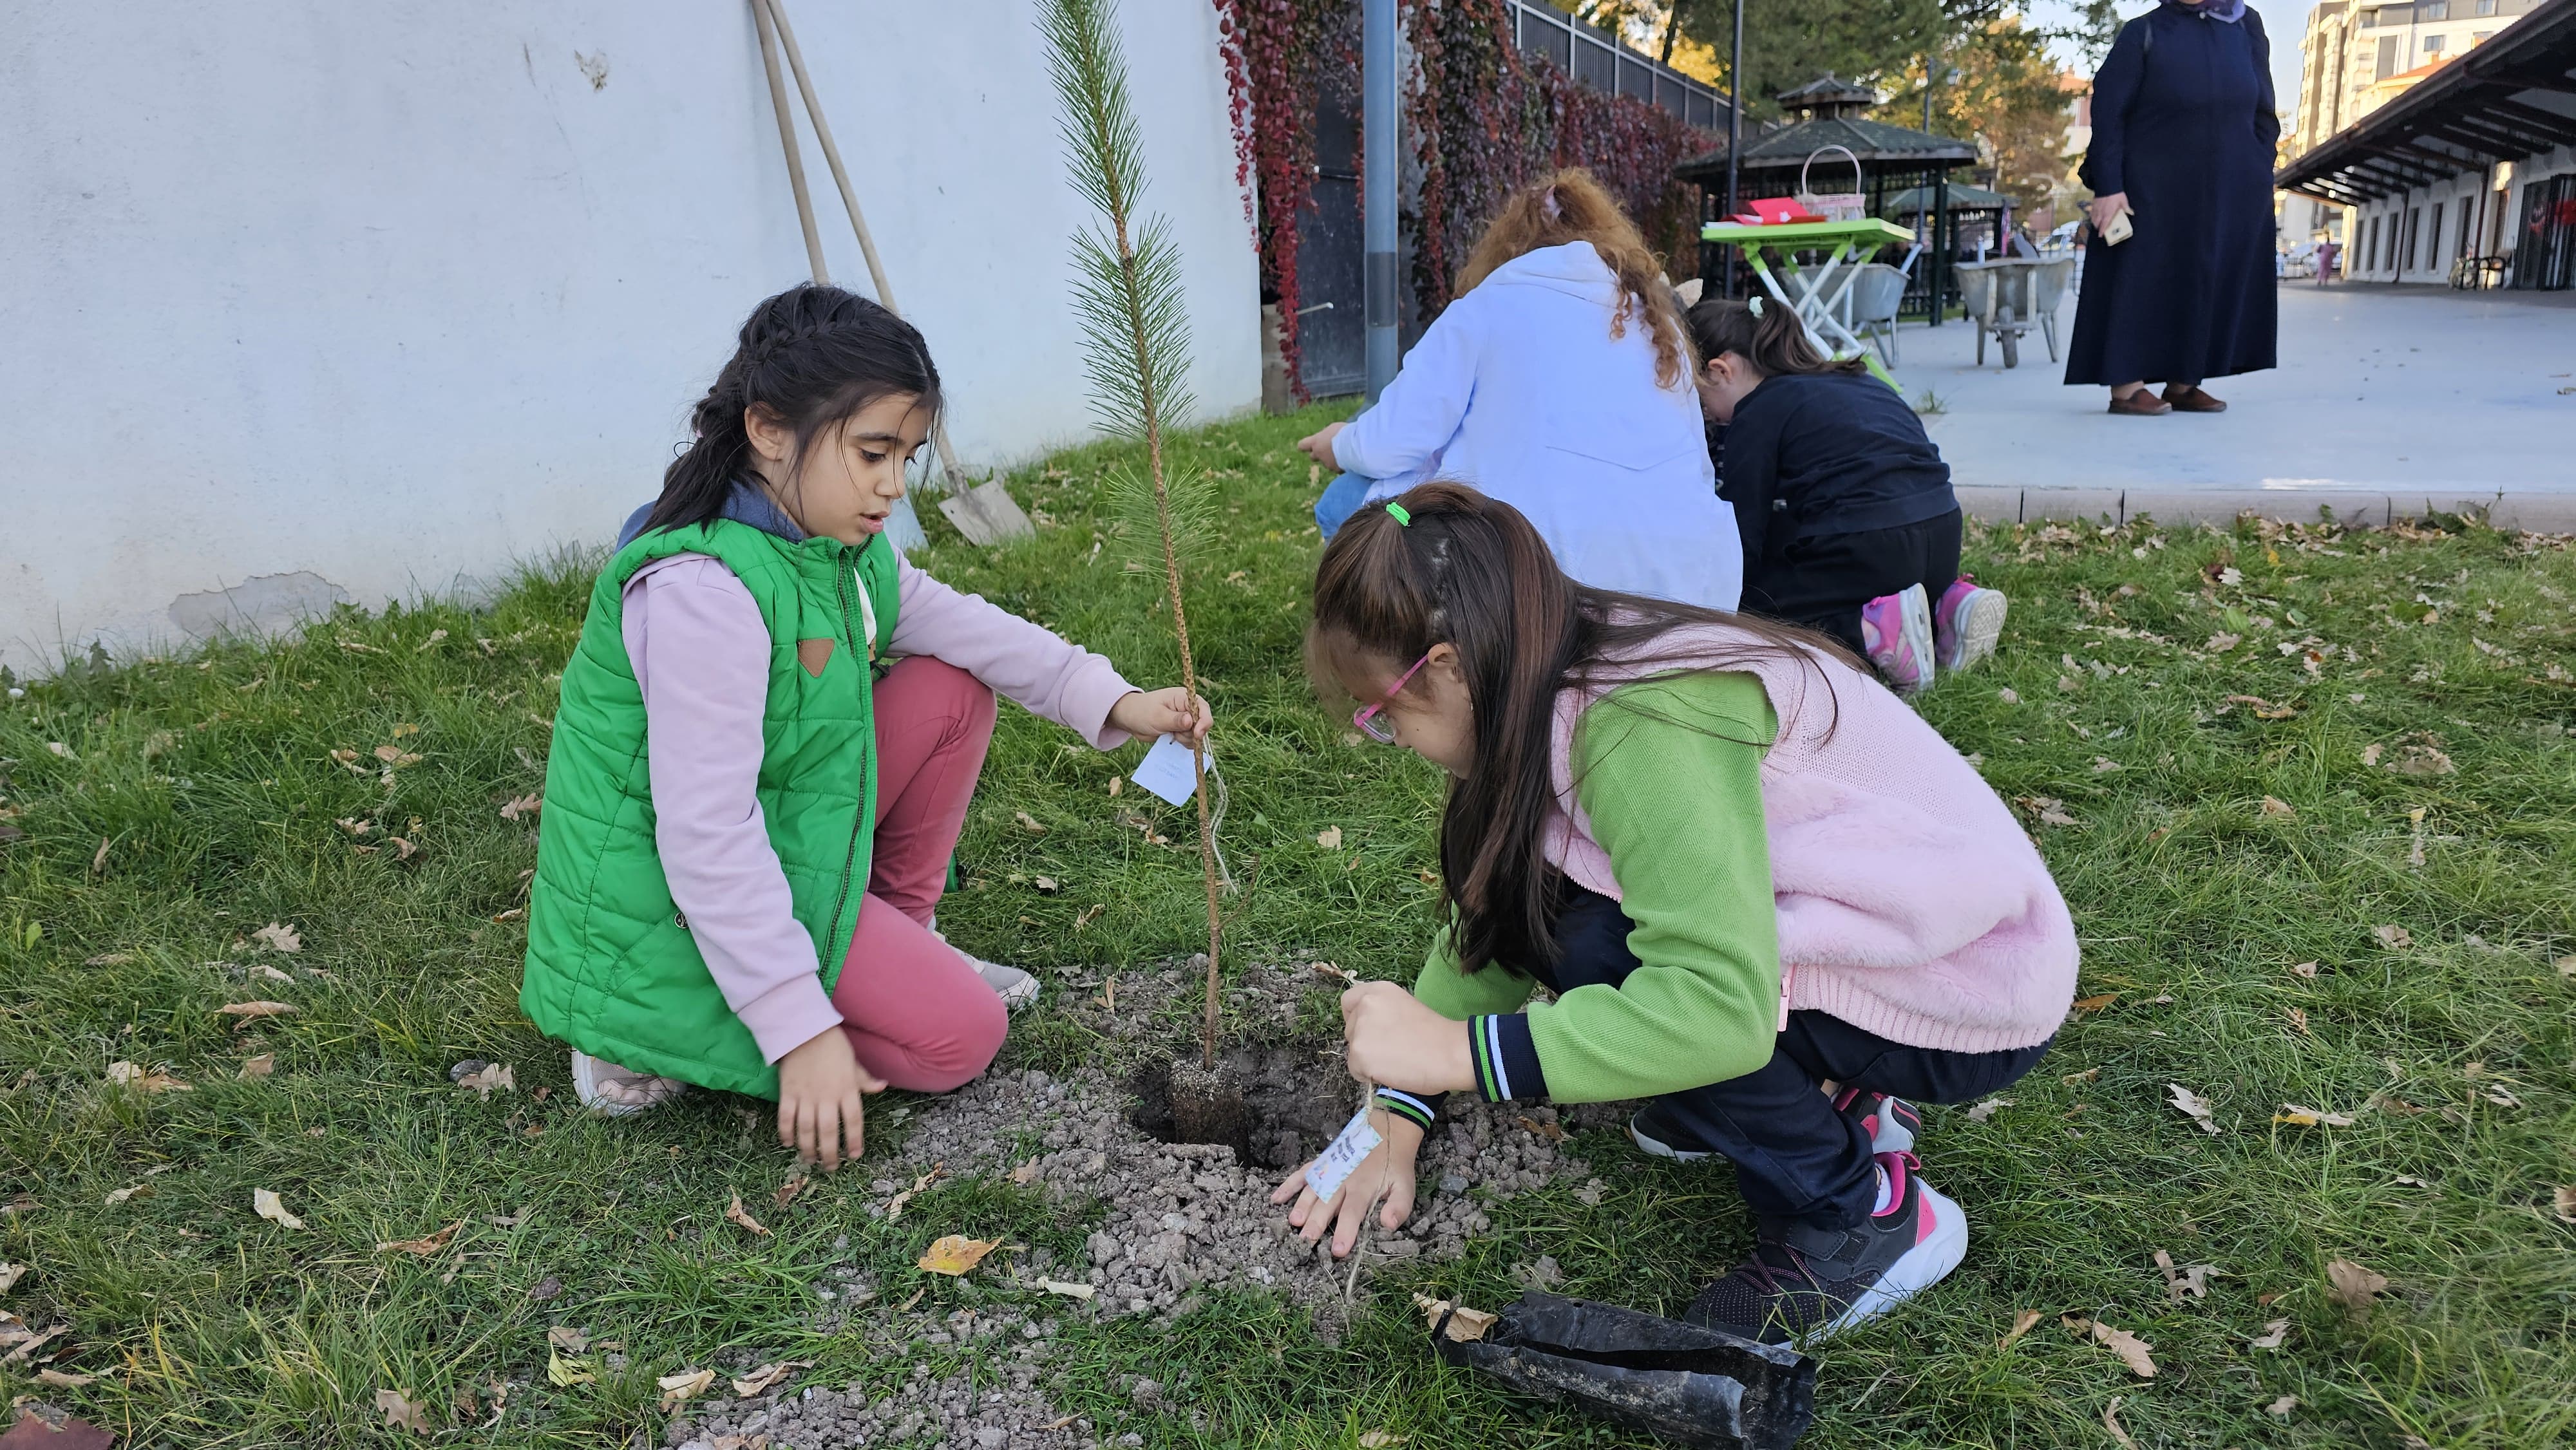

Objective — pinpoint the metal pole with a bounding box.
[1363,0,1399,402]
[1723,0,1745,298]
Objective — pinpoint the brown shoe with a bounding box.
[2108,388,2172,416]
[2163,384,2226,413]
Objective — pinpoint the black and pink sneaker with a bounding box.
[1833,1089,1921,1156]
[1682,1151,1969,1344]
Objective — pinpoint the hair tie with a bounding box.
[1747,295,1764,317]
[1385,503,1412,527]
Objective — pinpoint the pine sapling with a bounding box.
[1039,0,1229,1071]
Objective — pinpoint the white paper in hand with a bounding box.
[1303,1106,1383,1204]
[1130,733,1202,808]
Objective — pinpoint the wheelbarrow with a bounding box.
[1952,258,2055,369]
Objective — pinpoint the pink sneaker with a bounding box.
[1933,576,2008,673]
[1859,584,1935,693]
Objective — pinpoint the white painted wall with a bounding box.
[0,1,1261,677]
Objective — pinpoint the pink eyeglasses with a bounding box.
[1351,651,1432,744]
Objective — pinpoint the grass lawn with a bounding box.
[5,402,2574,1449]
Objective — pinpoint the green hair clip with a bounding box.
[1385,503,1412,527]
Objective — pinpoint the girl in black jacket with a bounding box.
[1687,297,2005,691]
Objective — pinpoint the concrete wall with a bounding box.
[0,1,1261,677]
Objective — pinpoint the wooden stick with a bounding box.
[750,0,830,286]
[759,0,968,492]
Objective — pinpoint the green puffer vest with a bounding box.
[520,520,900,1100]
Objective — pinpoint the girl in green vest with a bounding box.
[525,285,1207,1171]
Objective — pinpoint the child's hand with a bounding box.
[1342,982,1477,1095]
[1295,421,1345,468]
[775,1027,886,1172]
[1108,688,1211,747]
[1269,1115,1422,1259]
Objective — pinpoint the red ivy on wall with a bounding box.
[1213,0,1706,397]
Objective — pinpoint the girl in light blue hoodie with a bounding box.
[1301,169,1741,612]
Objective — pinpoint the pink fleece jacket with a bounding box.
[1546,626,2080,1054]
[621,551,1139,1061]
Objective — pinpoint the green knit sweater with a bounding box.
[1411,670,1781,1104]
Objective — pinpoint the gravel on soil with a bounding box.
[670,957,1620,1449]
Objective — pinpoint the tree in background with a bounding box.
[1881,10,2072,213]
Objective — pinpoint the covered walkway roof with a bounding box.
[2278,0,2576,204]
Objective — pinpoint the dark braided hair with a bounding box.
[643,283,942,535]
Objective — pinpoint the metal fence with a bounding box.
[1505,1,1729,131]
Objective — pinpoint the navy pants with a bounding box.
[1545,884,2048,1230]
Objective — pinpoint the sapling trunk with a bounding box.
[1039,0,1228,1069]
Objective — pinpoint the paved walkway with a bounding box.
[1880,281,2576,530]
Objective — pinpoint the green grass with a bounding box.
[5,404,2574,1449]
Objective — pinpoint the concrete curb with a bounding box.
[1954,485,2576,533]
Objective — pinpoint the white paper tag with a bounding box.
[1302,1106,1383,1203]
[1129,733,1202,808]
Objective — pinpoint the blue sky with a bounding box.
[2024,0,2318,124]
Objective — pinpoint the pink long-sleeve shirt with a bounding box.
[621,551,1140,1062]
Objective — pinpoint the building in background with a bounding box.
[0,2,1260,677]
[2278,0,2576,287]
[2297,0,2548,144]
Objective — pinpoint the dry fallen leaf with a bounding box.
[724,1193,770,1236]
[254,1188,306,1229]
[375,1220,462,1257]
[1412,1292,1498,1341]
[2266,1394,2299,1418]
[2260,796,2296,818]
[1358,1433,1405,1449]
[251,922,302,954]
[2154,1248,2211,1303]
[498,793,542,822]
[2249,1318,2291,1350]
[918,1235,1004,1276]
[240,1053,276,1080]
[2071,992,2120,1015]
[0,1263,23,1295]
[2061,1067,2101,1085]
[1517,1115,1567,1143]
[1008,1160,1043,1186]
[774,1170,811,1210]
[1038,1278,1095,1300]
[731,1359,810,1397]
[1316,825,1343,849]
[2360,742,2385,766]
[105,1060,191,1095]
[1311,960,1358,984]
[659,1367,716,1411]
[2101,1397,2139,1450]
[2069,1316,2158,1377]
[1999,1308,2043,1349]
[545,1324,589,1353]
[2372,923,2414,950]
[2290,960,2320,979]
[1964,1097,2014,1122]
[37,1367,99,1389]
[2554,1185,2576,1223]
[375,1387,434,1435]
[1012,811,1048,835]
[455,1062,515,1098]
[885,1164,943,1223]
[2274,1104,2356,1127]
[104,1184,151,1206]
[545,1349,595,1386]
[217,1001,299,1030]
[2327,1257,2389,1313]
[2166,1082,2222,1135]
[372,744,422,767]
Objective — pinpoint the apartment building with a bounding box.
[2295,0,2547,149]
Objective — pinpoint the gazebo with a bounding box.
[1881,181,2014,259]
[1678,75,1978,320]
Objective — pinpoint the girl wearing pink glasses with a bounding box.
[1273,482,2076,1346]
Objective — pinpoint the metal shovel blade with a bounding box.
[1433,1292,1817,1450]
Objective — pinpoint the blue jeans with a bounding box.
[1314,471,1373,541]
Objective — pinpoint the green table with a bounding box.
[1701,218,1916,387]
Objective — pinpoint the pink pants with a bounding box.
[828,655,1008,1093]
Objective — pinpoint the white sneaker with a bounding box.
[932,928,1041,1012]
[569,1050,692,1116]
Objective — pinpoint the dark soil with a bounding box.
[1127,1039,1349,1171]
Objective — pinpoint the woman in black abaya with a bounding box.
[2065,0,2280,416]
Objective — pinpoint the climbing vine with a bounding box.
[1213,0,1707,395]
